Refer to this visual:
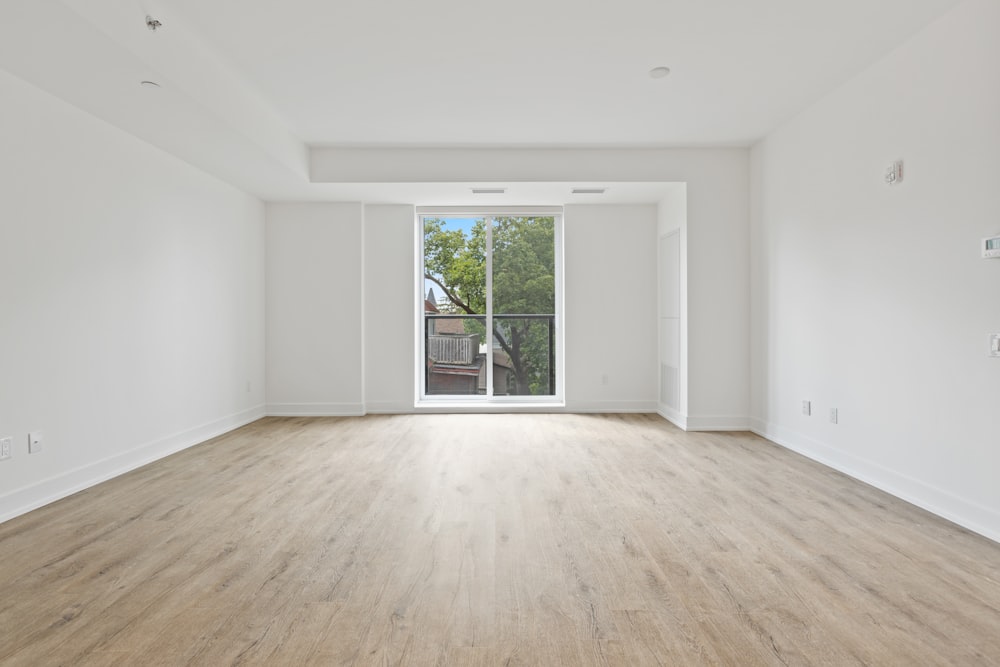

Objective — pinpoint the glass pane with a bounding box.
[425,315,487,395]
[491,216,556,396]
[492,317,555,396]
[423,217,487,396]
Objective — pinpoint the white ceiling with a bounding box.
[0,0,964,201]
[162,0,961,146]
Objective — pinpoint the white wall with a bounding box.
[685,154,751,430]
[364,204,417,413]
[265,203,364,415]
[310,147,751,427]
[750,0,1000,541]
[564,205,659,411]
[0,69,265,523]
[268,202,665,414]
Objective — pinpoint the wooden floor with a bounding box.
[1,414,999,666]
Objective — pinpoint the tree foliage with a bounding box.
[424,216,555,395]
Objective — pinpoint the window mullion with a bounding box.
[485,216,494,398]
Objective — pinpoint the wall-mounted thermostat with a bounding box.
[983,235,1000,258]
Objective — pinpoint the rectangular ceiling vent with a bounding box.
[471,188,506,194]
[571,187,606,194]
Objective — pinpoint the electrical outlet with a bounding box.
[829,408,838,424]
[28,431,43,454]
[0,437,11,460]
[802,400,811,416]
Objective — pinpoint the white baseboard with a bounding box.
[687,415,750,431]
[685,414,751,431]
[751,418,1000,544]
[266,402,365,417]
[0,405,266,525]
[656,408,749,432]
[657,405,687,430]
[363,401,414,414]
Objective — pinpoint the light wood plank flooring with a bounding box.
[1,414,999,665]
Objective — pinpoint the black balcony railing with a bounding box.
[425,314,555,397]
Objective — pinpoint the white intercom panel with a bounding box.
[983,235,1000,258]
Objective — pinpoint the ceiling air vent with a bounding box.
[471,188,506,194]
[571,188,606,195]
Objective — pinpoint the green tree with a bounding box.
[424,216,555,395]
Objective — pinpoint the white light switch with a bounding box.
[990,334,1000,357]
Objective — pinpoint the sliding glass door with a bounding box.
[420,210,562,402]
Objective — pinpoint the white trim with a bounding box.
[485,214,494,397]
[417,205,563,216]
[363,401,415,414]
[417,211,564,405]
[750,418,1000,544]
[359,206,367,418]
[0,405,265,525]
[414,211,425,403]
[418,394,559,406]
[265,403,365,417]
[657,405,688,430]
[554,213,566,405]
[414,402,566,414]
[655,409,750,432]
[683,415,750,431]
